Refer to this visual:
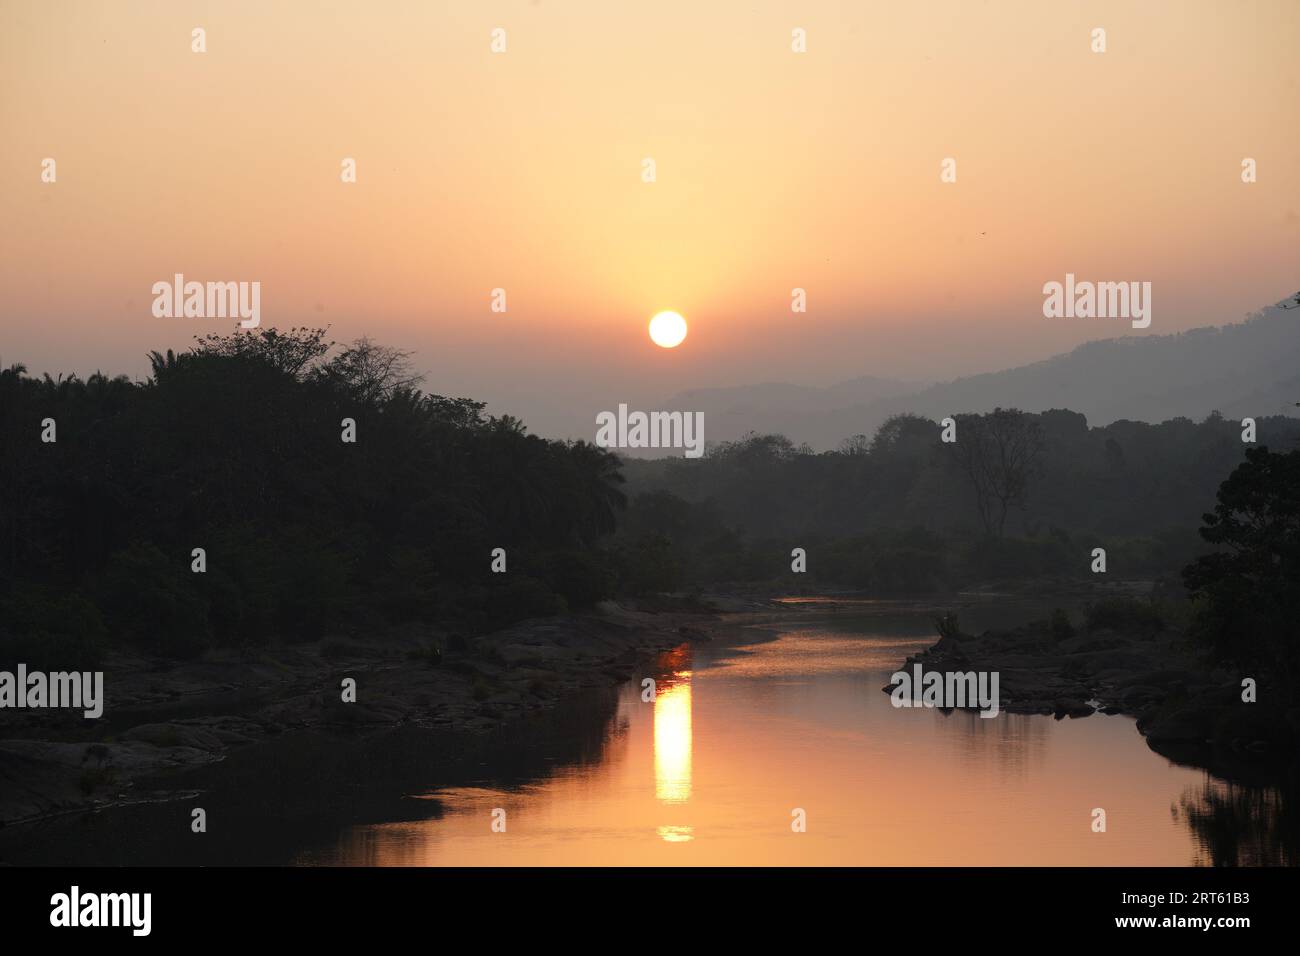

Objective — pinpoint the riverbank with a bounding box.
[0,598,757,828]
[885,607,1300,781]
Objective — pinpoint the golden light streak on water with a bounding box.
[654,673,693,806]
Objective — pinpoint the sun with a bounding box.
[649,311,688,348]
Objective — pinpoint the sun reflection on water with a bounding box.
[654,671,693,805]
[653,657,694,843]
[657,825,694,843]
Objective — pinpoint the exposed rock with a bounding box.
[1053,699,1095,719]
[885,612,1297,772]
[0,601,718,826]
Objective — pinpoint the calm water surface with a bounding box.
[301,604,1232,866]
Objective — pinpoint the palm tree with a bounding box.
[566,440,627,541]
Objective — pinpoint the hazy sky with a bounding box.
[2,0,1297,437]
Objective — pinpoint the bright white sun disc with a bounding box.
[649,311,687,348]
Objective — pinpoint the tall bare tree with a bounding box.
[947,408,1045,537]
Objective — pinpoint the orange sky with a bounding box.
[2,0,1297,435]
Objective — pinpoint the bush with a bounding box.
[1049,607,1075,641]
[1084,597,1165,637]
[203,527,355,643]
[933,612,963,641]
[269,535,354,642]
[0,586,107,671]
[405,641,443,667]
[961,535,1076,581]
[484,576,565,626]
[97,543,211,659]
[616,534,684,595]
[535,549,616,609]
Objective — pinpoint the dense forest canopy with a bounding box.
[1,329,627,666]
[623,410,1300,542]
[614,409,1300,594]
[3,329,1298,683]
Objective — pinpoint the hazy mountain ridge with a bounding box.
[661,307,1300,450]
[660,375,920,449]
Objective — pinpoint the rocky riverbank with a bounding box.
[0,599,740,827]
[885,607,1300,778]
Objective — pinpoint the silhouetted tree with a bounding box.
[0,330,632,663]
[1183,446,1300,697]
[868,413,935,455]
[946,408,1045,538]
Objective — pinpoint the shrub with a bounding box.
[405,641,443,667]
[1049,607,1075,641]
[0,585,107,671]
[934,612,963,641]
[535,549,616,609]
[97,543,211,659]
[616,534,684,595]
[1084,597,1164,637]
[485,576,565,626]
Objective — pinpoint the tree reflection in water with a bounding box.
[1176,775,1298,866]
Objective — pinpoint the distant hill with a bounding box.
[660,307,1300,450]
[659,375,921,450]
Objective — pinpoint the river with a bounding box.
[295,600,1241,866]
